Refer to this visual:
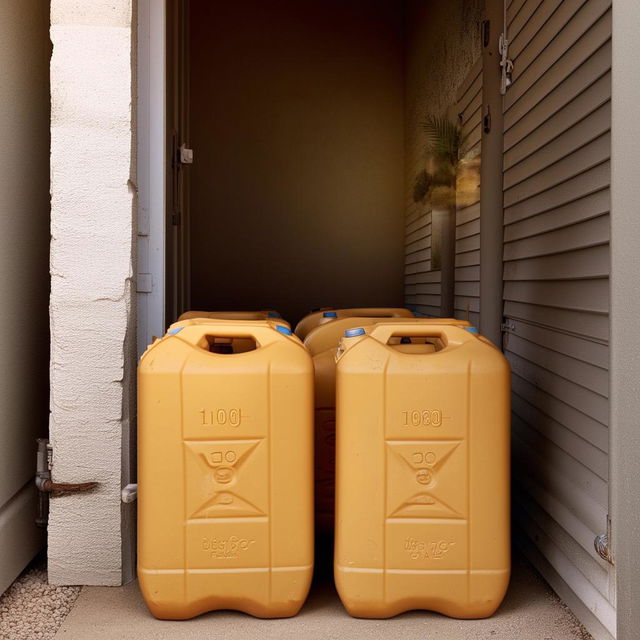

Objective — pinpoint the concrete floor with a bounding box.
[55,553,592,640]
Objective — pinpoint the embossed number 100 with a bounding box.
[200,408,242,427]
[402,410,442,427]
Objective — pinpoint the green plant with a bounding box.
[422,114,468,169]
[418,114,471,207]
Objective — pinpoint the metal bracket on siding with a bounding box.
[595,516,615,565]
[499,33,513,94]
[501,319,515,333]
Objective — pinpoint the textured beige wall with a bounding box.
[189,0,405,323]
[49,0,136,585]
[0,0,50,594]
[404,0,483,258]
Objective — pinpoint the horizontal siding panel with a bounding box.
[405,293,441,308]
[505,74,610,167]
[454,265,480,282]
[513,415,608,508]
[505,7,611,113]
[405,260,430,275]
[504,189,609,241]
[503,278,608,314]
[455,56,482,103]
[504,214,609,260]
[455,218,479,240]
[512,372,608,451]
[503,34,611,138]
[506,320,608,368]
[405,249,431,266]
[504,161,610,225]
[509,0,582,63]
[406,211,431,233]
[454,296,479,314]
[455,249,480,267]
[410,282,442,296]
[405,236,431,254]
[508,0,546,38]
[505,333,608,397]
[504,301,608,342]
[514,497,611,595]
[504,133,610,207]
[507,350,608,425]
[456,76,482,118]
[504,102,610,189]
[512,394,608,480]
[454,281,479,298]
[460,94,481,130]
[511,0,607,80]
[455,234,481,254]
[456,201,480,226]
[405,224,431,245]
[503,243,609,280]
[512,429,608,531]
[465,121,481,151]
[454,310,479,326]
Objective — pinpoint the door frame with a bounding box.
[610,0,640,637]
[137,0,167,356]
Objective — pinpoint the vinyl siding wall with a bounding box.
[404,0,483,317]
[503,0,614,637]
[454,58,482,325]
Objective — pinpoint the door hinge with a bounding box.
[499,33,514,94]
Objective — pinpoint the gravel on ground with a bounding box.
[0,554,81,640]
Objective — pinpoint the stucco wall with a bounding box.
[49,0,136,585]
[189,0,405,323]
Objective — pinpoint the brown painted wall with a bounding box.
[189,0,405,322]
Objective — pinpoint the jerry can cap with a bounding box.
[275,324,293,336]
[323,311,338,318]
[464,326,479,334]
[344,327,366,337]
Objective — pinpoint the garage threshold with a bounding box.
[54,553,591,640]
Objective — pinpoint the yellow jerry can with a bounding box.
[304,316,472,356]
[311,318,473,538]
[138,320,314,619]
[178,310,288,327]
[334,323,510,619]
[294,308,414,340]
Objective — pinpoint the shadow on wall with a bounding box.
[188,0,406,323]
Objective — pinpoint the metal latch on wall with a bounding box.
[179,143,193,164]
[499,33,513,94]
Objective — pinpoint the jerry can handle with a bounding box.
[367,322,475,348]
[168,322,292,350]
